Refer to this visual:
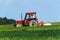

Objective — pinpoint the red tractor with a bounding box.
[14,12,38,27]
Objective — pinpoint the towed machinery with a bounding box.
[14,12,38,27]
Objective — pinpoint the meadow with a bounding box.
[0,25,60,40]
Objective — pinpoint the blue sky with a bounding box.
[0,0,60,22]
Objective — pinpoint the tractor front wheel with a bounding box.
[16,23,22,27]
[29,20,38,27]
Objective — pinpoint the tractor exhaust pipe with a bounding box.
[21,13,22,20]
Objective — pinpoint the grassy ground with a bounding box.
[0,25,60,40]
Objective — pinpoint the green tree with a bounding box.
[0,17,15,25]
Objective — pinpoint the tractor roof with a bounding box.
[26,12,36,14]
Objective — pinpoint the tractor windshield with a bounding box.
[24,14,36,19]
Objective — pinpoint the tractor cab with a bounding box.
[23,12,38,26]
[24,12,37,20]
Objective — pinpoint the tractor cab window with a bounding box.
[30,14,35,18]
[25,14,36,20]
[25,14,29,19]
[24,14,29,19]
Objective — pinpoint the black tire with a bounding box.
[14,23,16,27]
[29,20,38,27]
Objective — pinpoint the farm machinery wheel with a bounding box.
[16,23,22,27]
[29,20,38,27]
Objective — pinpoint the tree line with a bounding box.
[0,17,15,25]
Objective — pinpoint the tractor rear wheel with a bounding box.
[16,23,22,27]
[29,20,38,27]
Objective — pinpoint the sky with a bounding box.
[0,0,60,22]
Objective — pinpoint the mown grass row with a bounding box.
[0,29,60,38]
[0,25,60,40]
[0,25,60,31]
[0,29,60,40]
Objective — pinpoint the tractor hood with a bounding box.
[16,20,24,24]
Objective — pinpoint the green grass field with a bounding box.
[0,25,60,40]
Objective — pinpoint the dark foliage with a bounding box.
[0,17,15,25]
